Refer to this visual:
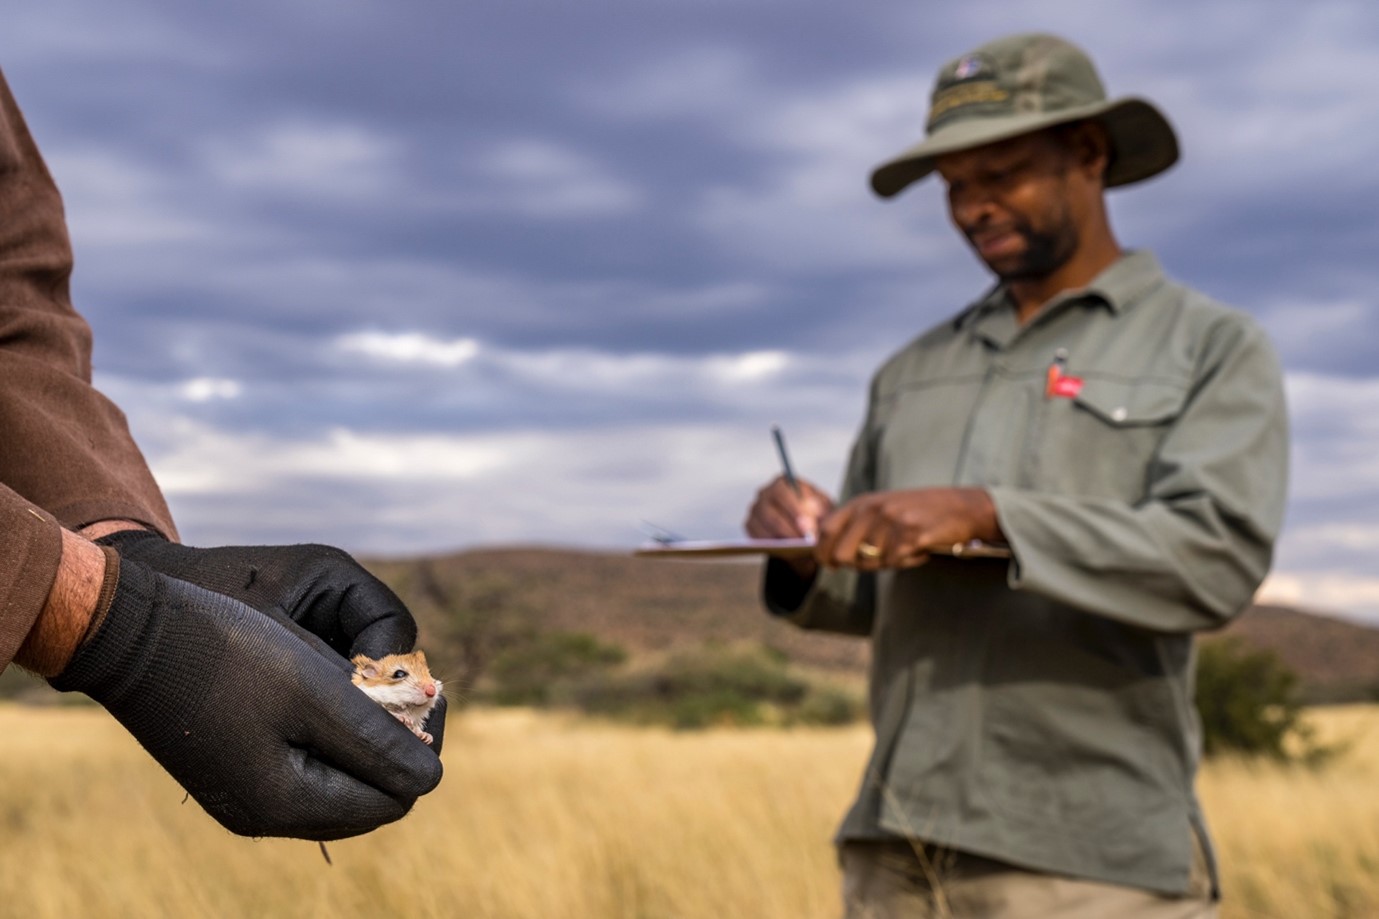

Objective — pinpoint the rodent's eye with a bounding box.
[391,669,408,679]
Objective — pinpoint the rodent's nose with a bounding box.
[425,684,437,697]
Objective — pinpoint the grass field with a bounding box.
[1,703,1376,918]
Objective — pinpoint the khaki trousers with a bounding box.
[840,840,1218,919]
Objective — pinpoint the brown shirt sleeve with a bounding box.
[0,67,178,666]
[0,66,177,539]
[0,486,62,670]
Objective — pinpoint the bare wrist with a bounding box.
[15,530,118,677]
[79,519,154,541]
[961,488,1002,543]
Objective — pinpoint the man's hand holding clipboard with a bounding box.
[643,426,1011,571]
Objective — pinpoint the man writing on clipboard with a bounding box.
[743,33,1287,918]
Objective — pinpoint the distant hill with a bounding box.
[365,546,1379,704]
[5,546,1372,706]
[363,546,868,675]
[1211,603,1379,703]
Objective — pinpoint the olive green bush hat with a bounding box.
[871,33,1179,197]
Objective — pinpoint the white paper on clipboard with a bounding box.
[633,537,816,559]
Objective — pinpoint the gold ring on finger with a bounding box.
[856,542,882,559]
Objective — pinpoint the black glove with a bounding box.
[50,556,442,841]
[96,530,446,752]
[96,529,413,658]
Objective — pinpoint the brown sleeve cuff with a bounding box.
[0,493,63,671]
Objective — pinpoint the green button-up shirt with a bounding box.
[765,250,1288,895]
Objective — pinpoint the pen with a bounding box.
[771,424,802,496]
[1044,348,1068,399]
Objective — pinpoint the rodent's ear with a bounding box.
[354,659,380,679]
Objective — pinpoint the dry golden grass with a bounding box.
[1,703,1376,918]
[1199,705,1379,918]
[0,705,866,919]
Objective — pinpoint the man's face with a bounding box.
[934,129,1092,282]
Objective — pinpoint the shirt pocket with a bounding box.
[1027,376,1191,500]
[1075,378,1186,427]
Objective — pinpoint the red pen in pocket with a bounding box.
[1045,349,1083,399]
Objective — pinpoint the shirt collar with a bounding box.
[1082,249,1167,314]
[953,249,1168,334]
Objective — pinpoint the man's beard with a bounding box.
[975,215,1079,282]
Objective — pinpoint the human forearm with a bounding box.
[14,528,116,677]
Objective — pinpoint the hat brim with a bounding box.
[869,96,1179,198]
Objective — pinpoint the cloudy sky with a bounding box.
[4,1,1377,622]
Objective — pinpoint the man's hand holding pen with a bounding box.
[745,475,833,579]
[747,427,1005,576]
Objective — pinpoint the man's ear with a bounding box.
[1069,120,1112,186]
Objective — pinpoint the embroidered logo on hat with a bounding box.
[953,54,987,80]
[929,51,1009,127]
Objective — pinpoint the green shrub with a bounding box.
[657,644,807,705]
[667,689,766,729]
[567,642,861,730]
[791,684,865,727]
[488,631,627,706]
[1196,639,1309,760]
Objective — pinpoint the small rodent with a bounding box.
[350,650,443,745]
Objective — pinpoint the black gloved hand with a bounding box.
[95,529,446,752]
[96,529,412,658]
[50,556,442,841]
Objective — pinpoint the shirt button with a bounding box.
[1111,407,1128,422]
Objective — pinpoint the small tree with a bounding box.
[1195,639,1303,759]
[410,563,534,701]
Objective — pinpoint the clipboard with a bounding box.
[633,537,816,559]
[633,537,1011,560]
